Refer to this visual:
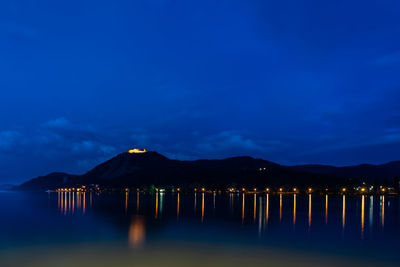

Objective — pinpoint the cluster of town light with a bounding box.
[56,185,104,192]
[56,186,87,192]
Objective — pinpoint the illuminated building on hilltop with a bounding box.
[128,148,147,154]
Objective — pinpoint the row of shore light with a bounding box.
[56,188,85,192]
[57,185,392,194]
[56,185,93,192]
[222,187,390,194]
[152,186,392,194]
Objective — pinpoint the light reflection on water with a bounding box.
[201,193,205,222]
[279,193,282,222]
[155,192,158,219]
[265,193,269,224]
[128,216,146,248]
[241,193,245,223]
[308,194,312,227]
[369,195,373,230]
[54,191,394,237]
[194,192,197,214]
[361,195,365,239]
[293,194,296,226]
[253,193,256,221]
[325,194,328,224]
[0,192,400,266]
[381,195,385,228]
[177,193,180,219]
[2,191,400,265]
[342,195,345,229]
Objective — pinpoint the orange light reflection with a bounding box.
[342,195,346,229]
[241,193,245,223]
[129,216,146,248]
[308,194,312,227]
[279,194,282,222]
[201,193,205,222]
[253,193,256,221]
[293,194,296,226]
[381,195,385,228]
[177,193,180,219]
[325,194,328,224]
[155,193,158,219]
[266,194,269,223]
[361,195,365,238]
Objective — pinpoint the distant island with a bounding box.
[15,149,400,194]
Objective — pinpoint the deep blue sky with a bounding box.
[1,0,400,184]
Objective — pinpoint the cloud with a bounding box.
[42,117,71,129]
[130,132,150,147]
[0,21,38,40]
[0,118,119,176]
[72,140,96,153]
[71,140,116,155]
[0,130,22,151]
[371,133,400,146]
[40,117,97,143]
[128,129,169,150]
[38,119,117,157]
[99,144,116,154]
[375,51,400,66]
[384,128,400,134]
[196,131,263,156]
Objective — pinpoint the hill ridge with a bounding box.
[15,151,400,191]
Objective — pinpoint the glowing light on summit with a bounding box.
[128,148,147,154]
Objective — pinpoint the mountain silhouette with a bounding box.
[291,161,400,182]
[15,151,400,191]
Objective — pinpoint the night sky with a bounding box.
[1,1,400,184]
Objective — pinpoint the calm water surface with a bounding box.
[1,191,399,266]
